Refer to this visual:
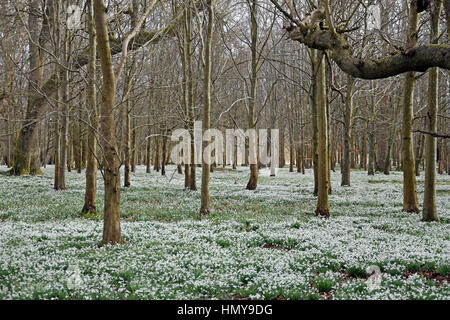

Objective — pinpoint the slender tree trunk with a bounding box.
[341,75,354,186]
[74,109,82,173]
[12,0,47,176]
[402,70,420,212]
[384,140,393,175]
[81,119,88,169]
[423,0,442,221]
[154,136,160,172]
[57,11,71,189]
[131,117,137,172]
[53,111,60,189]
[94,0,124,245]
[289,130,294,172]
[82,0,98,214]
[146,131,152,173]
[178,2,192,188]
[246,0,259,190]
[368,90,376,176]
[186,2,197,191]
[200,0,214,215]
[124,98,131,187]
[52,2,62,186]
[384,100,398,175]
[326,76,332,194]
[310,49,319,196]
[361,134,367,170]
[415,131,424,176]
[67,129,73,172]
[315,52,329,217]
[161,130,167,176]
[401,0,420,213]
[279,127,285,168]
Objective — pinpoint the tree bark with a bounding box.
[124,91,131,187]
[94,0,124,245]
[423,0,442,222]
[161,130,167,176]
[82,0,98,214]
[154,136,160,172]
[341,75,354,185]
[246,0,259,190]
[401,0,420,213]
[415,133,424,176]
[368,85,377,176]
[12,0,48,175]
[146,134,152,173]
[200,0,214,215]
[315,51,329,217]
[310,49,319,196]
[384,99,399,175]
[271,2,450,79]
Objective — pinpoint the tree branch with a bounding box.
[413,130,450,139]
[271,1,450,79]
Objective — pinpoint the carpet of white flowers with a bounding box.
[0,165,449,300]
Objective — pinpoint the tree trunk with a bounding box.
[186,2,197,191]
[53,111,60,189]
[368,92,376,176]
[423,0,442,222]
[289,131,294,172]
[124,98,131,187]
[415,132,424,176]
[94,0,124,245]
[341,75,354,186]
[384,99,399,175]
[310,49,319,196]
[178,2,193,188]
[82,0,98,214]
[57,14,71,189]
[131,116,137,173]
[200,0,214,215]
[146,132,152,173]
[315,51,329,217]
[154,136,160,172]
[12,0,48,175]
[161,131,167,176]
[400,0,420,213]
[74,110,82,173]
[246,0,259,190]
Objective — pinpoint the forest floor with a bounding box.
[0,165,449,300]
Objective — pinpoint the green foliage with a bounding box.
[346,266,368,278]
[312,277,335,293]
[437,265,450,276]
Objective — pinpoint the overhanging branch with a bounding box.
[271,0,450,79]
[413,130,450,139]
